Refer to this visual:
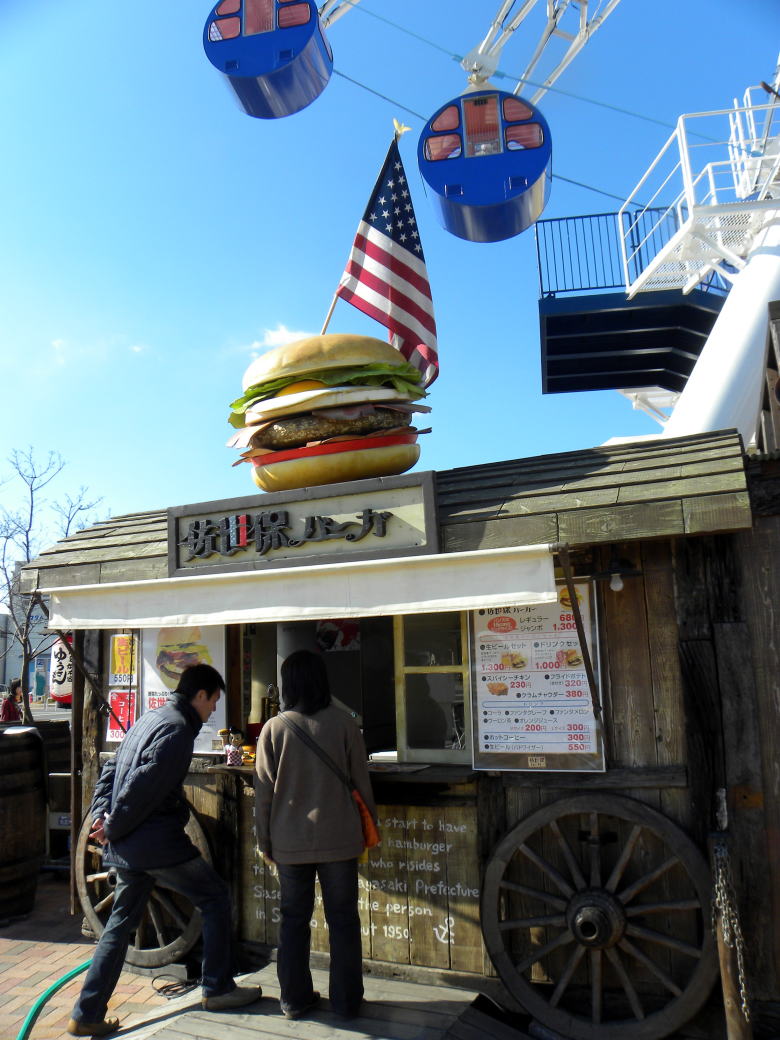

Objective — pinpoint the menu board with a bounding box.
[471,585,604,771]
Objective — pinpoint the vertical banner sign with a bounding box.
[142,626,227,753]
[471,585,604,771]
[107,634,139,743]
[49,635,74,703]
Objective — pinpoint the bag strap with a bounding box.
[278,712,353,790]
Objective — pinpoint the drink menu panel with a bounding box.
[471,585,604,771]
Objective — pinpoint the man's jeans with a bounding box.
[276,858,363,1016]
[72,855,234,1023]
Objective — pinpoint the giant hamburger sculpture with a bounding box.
[228,333,431,492]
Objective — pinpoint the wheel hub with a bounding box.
[566,889,626,948]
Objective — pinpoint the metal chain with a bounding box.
[711,836,752,1021]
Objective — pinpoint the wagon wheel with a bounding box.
[481,794,718,1040]
[76,808,211,968]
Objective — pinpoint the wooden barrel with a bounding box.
[33,719,71,774]
[0,726,46,919]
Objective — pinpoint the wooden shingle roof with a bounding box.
[22,430,751,592]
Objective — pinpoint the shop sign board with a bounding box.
[168,472,437,576]
[48,635,73,702]
[140,626,227,754]
[470,584,605,771]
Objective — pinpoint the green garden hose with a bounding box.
[16,958,91,1040]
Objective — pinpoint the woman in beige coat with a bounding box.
[254,649,377,1021]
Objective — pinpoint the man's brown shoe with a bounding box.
[67,1017,120,1037]
[201,984,262,1011]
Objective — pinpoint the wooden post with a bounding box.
[709,834,753,1040]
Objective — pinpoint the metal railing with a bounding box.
[536,209,681,295]
[536,209,731,297]
[618,91,780,295]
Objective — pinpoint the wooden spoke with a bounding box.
[550,819,587,890]
[605,946,644,1020]
[605,825,642,893]
[625,923,702,959]
[481,794,718,1039]
[516,928,575,973]
[93,891,115,914]
[591,948,603,1025]
[498,880,567,910]
[499,913,566,931]
[550,944,586,1008]
[619,938,683,996]
[86,871,110,883]
[617,855,678,904]
[588,812,601,888]
[75,808,210,970]
[626,899,701,917]
[516,843,575,898]
[150,889,189,931]
[147,900,168,947]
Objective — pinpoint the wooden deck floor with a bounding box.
[116,963,519,1040]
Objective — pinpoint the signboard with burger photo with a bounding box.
[471,584,604,771]
[142,626,226,754]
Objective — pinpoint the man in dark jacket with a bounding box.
[68,664,260,1038]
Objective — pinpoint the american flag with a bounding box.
[336,138,439,387]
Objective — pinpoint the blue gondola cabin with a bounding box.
[418,89,552,243]
[203,0,332,119]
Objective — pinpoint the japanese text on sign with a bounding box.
[471,587,604,771]
[181,508,392,561]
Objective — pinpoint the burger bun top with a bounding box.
[156,626,203,648]
[242,334,410,392]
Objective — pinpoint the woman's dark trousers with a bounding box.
[277,858,363,1017]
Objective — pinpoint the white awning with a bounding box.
[44,544,556,630]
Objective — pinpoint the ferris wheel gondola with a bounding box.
[203,0,332,119]
[417,88,552,243]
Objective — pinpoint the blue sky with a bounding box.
[0,0,776,535]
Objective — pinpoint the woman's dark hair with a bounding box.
[175,663,225,701]
[280,650,331,715]
[10,679,21,699]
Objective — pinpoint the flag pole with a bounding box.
[320,293,338,335]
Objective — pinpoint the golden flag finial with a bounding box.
[393,118,412,139]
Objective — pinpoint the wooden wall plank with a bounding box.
[683,492,752,534]
[559,500,685,545]
[600,557,659,769]
[732,518,780,997]
[441,515,557,553]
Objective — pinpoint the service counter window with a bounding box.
[393,612,472,764]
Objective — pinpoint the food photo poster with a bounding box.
[106,633,139,743]
[141,626,227,753]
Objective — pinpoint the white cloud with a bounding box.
[248,323,314,358]
[129,344,146,354]
[51,338,68,365]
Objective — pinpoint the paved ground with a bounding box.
[0,874,490,1040]
[0,872,170,1040]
